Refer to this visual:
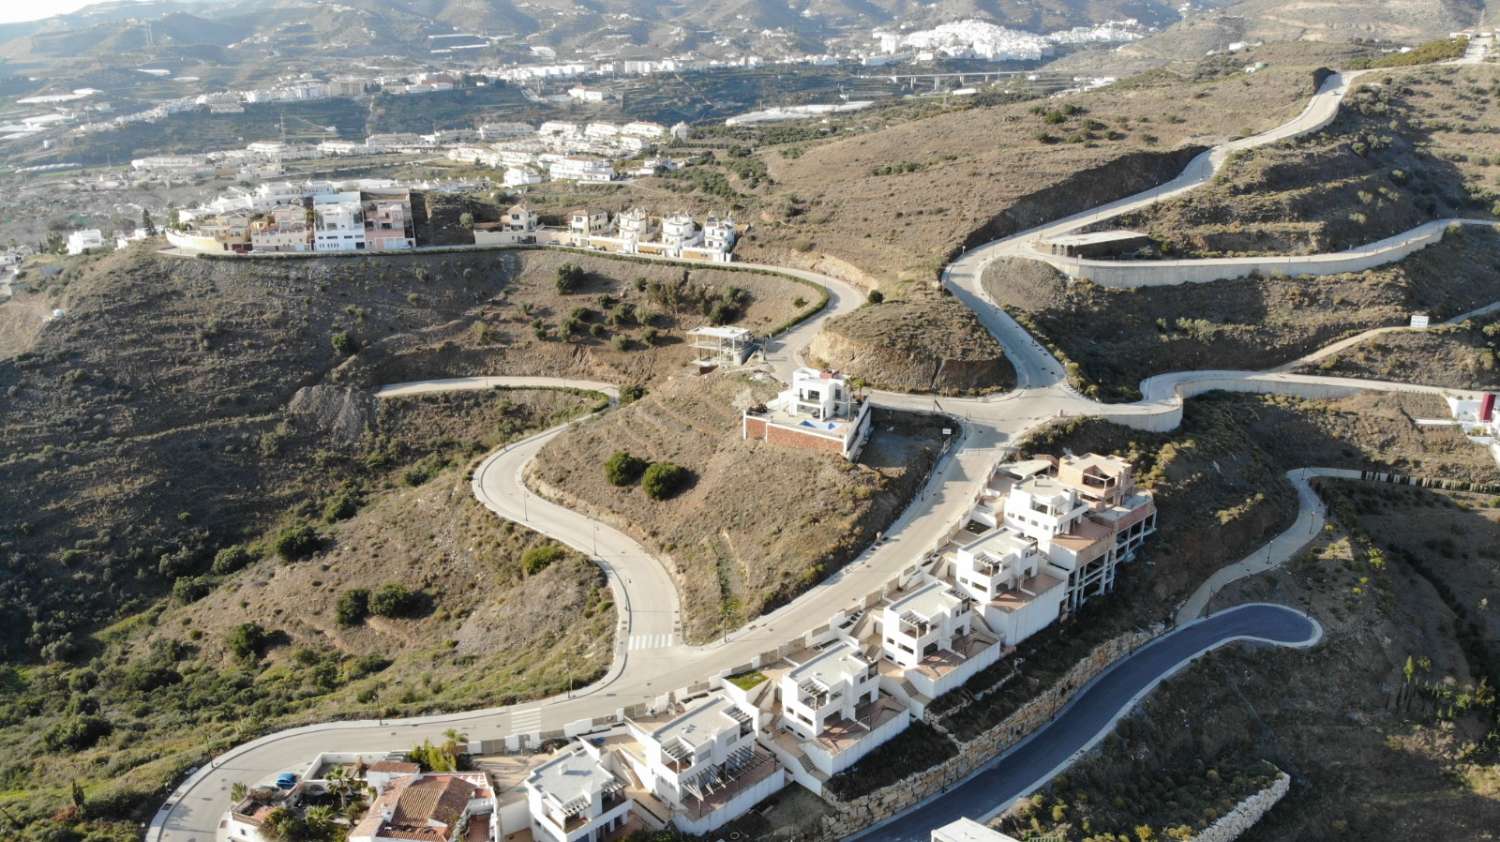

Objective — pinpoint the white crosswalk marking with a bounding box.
[627,633,674,651]
[509,708,542,732]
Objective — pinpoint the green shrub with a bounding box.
[555,262,586,293]
[272,524,323,561]
[867,290,884,304]
[331,331,358,356]
[336,589,370,626]
[322,487,361,522]
[171,575,214,604]
[211,544,255,575]
[370,583,421,618]
[522,543,565,574]
[225,622,268,660]
[642,462,691,501]
[604,451,648,486]
[43,715,112,751]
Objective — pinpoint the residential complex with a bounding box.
[742,368,874,460]
[472,205,740,263]
[169,186,417,255]
[216,452,1153,841]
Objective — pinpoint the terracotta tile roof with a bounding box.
[368,760,422,774]
[392,775,477,829]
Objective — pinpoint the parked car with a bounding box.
[274,773,298,790]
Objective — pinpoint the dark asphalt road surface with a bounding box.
[856,603,1319,841]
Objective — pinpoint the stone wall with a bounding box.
[815,626,1160,840]
[1189,771,1291,842]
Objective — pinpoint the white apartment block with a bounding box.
[479,121,536,141]
[622,121,668,139]
[524,742,633,842]
[130,154,209,172]
[952,527,1066,648]
[312,192,366,251]
[878,580,1003,702]
[66,229,104,255]
[549,157,614,182]
[961,454,1157,617]
[622,692,786,835]
[743,368,874,461]
[882,581,974,670]
[778,640,910,776]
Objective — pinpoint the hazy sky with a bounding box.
[0,0,142,25]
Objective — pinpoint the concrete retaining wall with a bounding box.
[1039,219,1494,288]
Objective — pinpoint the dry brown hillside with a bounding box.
[528,372,949,642]
[341,248,810,388]
[807,294,1015,394]
[982,227,1500,400]
[1299,316,1500,389]
[1113,64,1500,257]
[737,50,1331,290]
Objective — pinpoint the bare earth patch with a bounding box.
[807,294,1015,395]
[527,372,951,642]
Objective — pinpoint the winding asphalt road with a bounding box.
[150,60,1486,842]
[856,604,1322,842]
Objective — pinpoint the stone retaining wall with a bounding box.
[815,626,1160,840]
[1189,771,1291,842]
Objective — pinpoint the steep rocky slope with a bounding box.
[807,295,1014,394]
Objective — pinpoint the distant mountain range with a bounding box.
[0,0,1483,72]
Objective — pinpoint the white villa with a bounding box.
[778,640,910,777]
[688,325,755,366]
[621,692,786,835]
[742,368,874,461]
[524,742,633,842]
[66,229,104,255]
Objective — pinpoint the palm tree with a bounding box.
[324,764,352,810]
[303,805,336,839]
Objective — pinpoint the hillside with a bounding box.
[981,226,1500,400]
[340,248,811,388]
[807,294,1015,394]
[0,386,613,842]
[1299,315,1500,388]
[527,372,950,642]
[1112,64,1500,257]
[996,393,1500,840]
[731,47,1333,291]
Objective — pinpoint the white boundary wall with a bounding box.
[1036,219,1496,288]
